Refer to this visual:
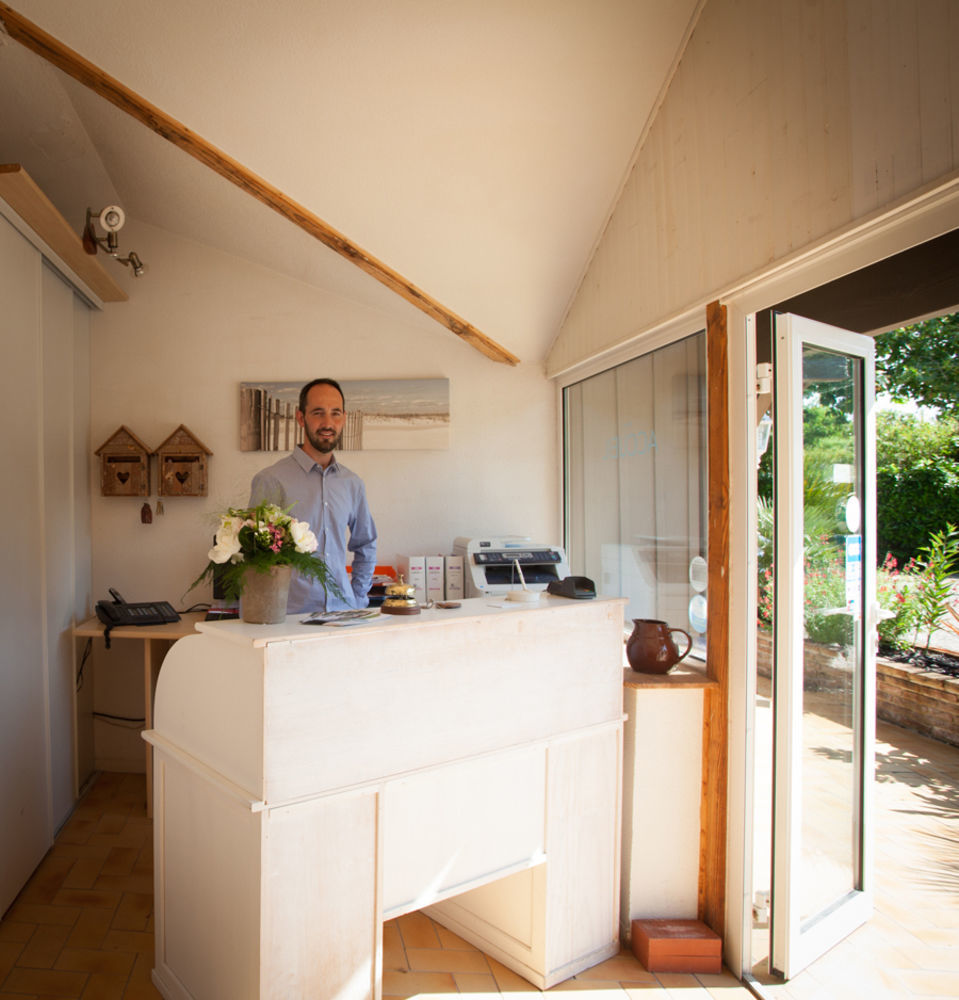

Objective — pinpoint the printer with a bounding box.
[453,536,570,597]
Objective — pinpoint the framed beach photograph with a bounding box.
[240,378,450,452]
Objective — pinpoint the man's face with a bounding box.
[297,383,346,455]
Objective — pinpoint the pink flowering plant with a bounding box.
[190,501,341,601]
[757,540,953,653]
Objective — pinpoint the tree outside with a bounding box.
[756,311,959,661]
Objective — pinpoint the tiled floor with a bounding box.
[0,773,156,1000]
[1,715,956,998]
[750,715,959,1000]
[0,773,751,999]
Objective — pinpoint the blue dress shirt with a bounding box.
[249,447,377,613]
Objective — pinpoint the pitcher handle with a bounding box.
[671,628,693,662]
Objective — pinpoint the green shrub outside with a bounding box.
[876,413,959,565]
[877,466,959,566]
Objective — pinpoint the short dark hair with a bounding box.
[298,378,345,413]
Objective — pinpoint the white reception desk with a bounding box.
[144,595,626,1000]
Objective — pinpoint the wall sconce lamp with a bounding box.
[83,205,147,277]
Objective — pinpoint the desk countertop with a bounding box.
[194,594,627,648]
[73,611,205,641]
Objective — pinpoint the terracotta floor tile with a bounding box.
[56,818,98,846]
[381,968,457,995]
[381,921,408,972]
[395,912,442,950]
[85,836,127,855]
[0,922,34,945]
[63,859,106,892]
[64,910,113,952]
[453,971,500,993]
[99,930,153,955]
[78,971,128,999]
[4,877,59,908]
[434,923,480,951]
[115,819,151,849]
[92,874,154,897]
[25,855,74,891]
[1,965,88,997]
[98,848,139,879]
[128,952,155,986]
[406,945,490,974]
[0,940,26,982]
[50,841,114,863]
[5,903,80,927]
[120,982,163,1000]
[131,847,152,876]
[694,969,751,988]
[548,983,629,996]
[109,894,151,933]
[649,971,711,997]
[486,956,539,992]
[94,816,127,837]
[54,947,135,977]
[17,924,72,970]
[52,889,120,911]
[574,950,652,982]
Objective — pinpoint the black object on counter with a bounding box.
[546,576,596,600]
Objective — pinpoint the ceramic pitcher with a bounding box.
[626,618,693,674]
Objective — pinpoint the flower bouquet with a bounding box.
[191,502,341,610]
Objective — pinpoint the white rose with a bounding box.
[208,541,241,564]
[290,519,318,553]
[208,517,243,563]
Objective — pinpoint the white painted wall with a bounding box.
[87,221,559,768]
[548,0,959,376]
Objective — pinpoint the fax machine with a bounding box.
[453,536,570,597]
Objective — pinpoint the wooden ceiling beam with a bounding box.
[0,2,519,365]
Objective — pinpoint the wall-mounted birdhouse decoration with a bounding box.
[95,426,151,497]
[154,425,212,497]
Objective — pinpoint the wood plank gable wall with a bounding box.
[548,0,959,376]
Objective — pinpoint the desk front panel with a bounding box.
[260,599,624,804]
[382,743,547,917]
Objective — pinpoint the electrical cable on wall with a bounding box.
[76,638,92,692]
[93,711,145,727]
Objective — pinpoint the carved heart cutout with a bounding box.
[175,471,190,484]
[117,472,130,484]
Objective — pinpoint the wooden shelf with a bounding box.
[622,664,718,690]
[0,164,127,303]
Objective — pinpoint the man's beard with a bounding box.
[305,425,342,453]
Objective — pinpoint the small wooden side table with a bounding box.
[72,613,203,816]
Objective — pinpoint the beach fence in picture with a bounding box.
[240,386,363,451]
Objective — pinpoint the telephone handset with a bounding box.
[96,588,180,646]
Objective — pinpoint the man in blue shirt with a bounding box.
[249,378,377,612]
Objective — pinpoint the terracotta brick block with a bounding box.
[630,918,721,974]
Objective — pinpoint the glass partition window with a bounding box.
[563,332,708,655]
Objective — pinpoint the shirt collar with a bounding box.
[294,445,338,474]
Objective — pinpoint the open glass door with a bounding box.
[769,313,876,978]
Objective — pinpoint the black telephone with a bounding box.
[96,588,180,628]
